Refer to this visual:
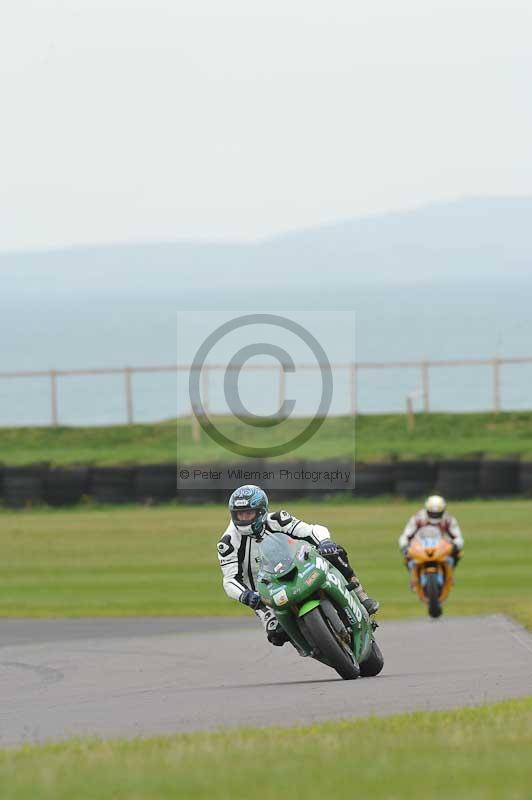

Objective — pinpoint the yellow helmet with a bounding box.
[425,494,446,521]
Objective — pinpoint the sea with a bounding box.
[1,281,531,426]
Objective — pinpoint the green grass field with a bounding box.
[0,499,530,628]
[0,500,530,797]
[1,698,530,800]
[2,410,532,464]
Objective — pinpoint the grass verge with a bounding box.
[0,499,530,627]
[1,698,531,799]
[1,410,532,464]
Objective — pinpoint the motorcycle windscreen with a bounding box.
[259,532,299,578]
[415,526,442,549]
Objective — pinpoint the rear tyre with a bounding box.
[359,640,384,677]
[301,607,360,680]
[425,572,442,618]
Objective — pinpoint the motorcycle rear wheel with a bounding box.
[300,607,360,680]
[425,572,442,618]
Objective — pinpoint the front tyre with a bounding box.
[359,640,384,677]
[301,607,360,680]
[425,572,442,618]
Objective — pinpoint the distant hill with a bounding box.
[1,196,530,295]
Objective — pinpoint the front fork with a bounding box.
[408,560,454,602]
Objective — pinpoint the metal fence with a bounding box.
[1,355,532,426]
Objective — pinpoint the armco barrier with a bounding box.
[1,459,532,508]
[479,459,520,497]
[395,460,437,499]
[435,459,481,500]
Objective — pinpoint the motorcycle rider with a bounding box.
[398,495,464,568]
[217,484,379,647]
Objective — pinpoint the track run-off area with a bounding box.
[0,614,531,746]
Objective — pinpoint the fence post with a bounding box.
[350,364,358,416]
[406,394,415,432]
[191,411,201,443]
[278,362,286,418]
[421,361,430,413]
[50,369,58,426]
[493,358,501,412]
[124,367,134,425]
[201,366,210,415]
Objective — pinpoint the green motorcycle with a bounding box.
[258,533,384,680]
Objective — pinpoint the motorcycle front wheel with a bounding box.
[425,572,442,618]
[359,640,384,677]
[300,607,360,680]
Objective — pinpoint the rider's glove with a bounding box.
[240,590,261,609]
[401,546,409,558]
[451,544,462,560]
[317,539,339,557]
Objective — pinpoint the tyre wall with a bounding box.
[395,460,438,499]
[435,459,481,500]
[2,465,48,508]
[0,459,526,507]
[353,463,395,497]
[479,459,520,497]
[91,467,136,504]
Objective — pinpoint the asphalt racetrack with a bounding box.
[1,615,531,746]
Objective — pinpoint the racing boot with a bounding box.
[265,617,290,647]
[328,547,380,615]
[346,576,380,615]
[261,608,290,647]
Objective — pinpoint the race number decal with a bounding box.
[217,534,235,557]
[270,510,293,527]
[273,589,289,607]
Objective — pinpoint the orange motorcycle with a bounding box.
[406,525,455,618]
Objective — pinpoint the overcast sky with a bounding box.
[1,0,531,251]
